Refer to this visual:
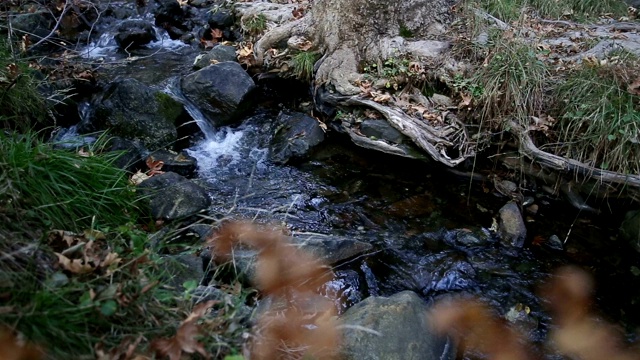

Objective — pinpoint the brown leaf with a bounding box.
[292,7,305,19]
[150,301,216,360]
[0,328,44,360]
[145,156,165,176]
[56,253,94,274]
[210,28,223,41]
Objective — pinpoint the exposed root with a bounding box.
[509,121,640,189]
[342,97,474,167]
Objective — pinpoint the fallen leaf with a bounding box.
[150,301,216,360]
[130,170,150,185]
[56,253,94,274]
[146,156,165,176]
[0,329,44,360]
[628,77,640,96]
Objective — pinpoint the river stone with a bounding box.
[149,149,198,177]
[107,136,147,172]
[114,20,158,49]
[193,45,238,69]
[79,79,180,149]
[12,12,54,43]
[161,253,205,288]
[269,111,325,164]
[138,172,211,220]
[181,62,255,127]
[498,201,527,248]
[339,291,455,360]
[215,233,372,284]
[207,9,235,28]
[360,119,405,144]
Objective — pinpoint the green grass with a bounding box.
[0,40,48,131]
[474,38,549,126]
[471,0,628,22]
[242,14,267,36]
[0,132,143,232]
[292,51,320,81]
[554,60,640,174]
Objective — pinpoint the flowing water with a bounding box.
[76,18,640,356]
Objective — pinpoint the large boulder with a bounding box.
[138,172,211,220]
[339,291,455,360]
[269,111,325,164]
[114,20,157,49]
[181,62,255,127]
[79,79,181,149]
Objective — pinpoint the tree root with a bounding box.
[341,97,474,167]
[508,121,640,189]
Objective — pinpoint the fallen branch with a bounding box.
[509,120,640,188]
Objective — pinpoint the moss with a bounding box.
[399,23,414,38]
[155,92,183,123]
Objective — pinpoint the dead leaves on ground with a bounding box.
[47,230,121,275]
[150,301,217,360]
[432,266,638,360]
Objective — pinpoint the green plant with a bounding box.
[0,40,48,131]
[292,51,320,81]
[242,14,267,35]
[471,0,628,22]
[475,38,548,125]
[554,60,640,174]
[0,132,143,232]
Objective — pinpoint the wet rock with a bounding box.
[149,149,198,177]
[498,201,527,248]
[181,62,255,127]
[207,9,235,29]
[107,137,147,172]
[114,20,157,49]
[360,119,405,144]
[216,233,372,284]
[621,210,640,252]
[545,234,564,251]
[269,111,325,164]
[161,253,205,288]
[11,12,54,44]
[154,0,185,39]
[193,45,238,69]
[138,172,211,220]
[78,79,180,149]
[339,291,454,360]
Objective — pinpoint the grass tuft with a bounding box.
[554,58,640,174]
[292,51,320,81]
[0,132,142,232]
[475,37,549,126]
[471,0,629,22]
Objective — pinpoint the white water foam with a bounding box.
[187,127,245,177]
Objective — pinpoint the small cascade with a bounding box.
[162,77,217,138]
[81,18,186,59]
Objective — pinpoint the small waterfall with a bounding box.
[81,18,186,59]
[162,77,217,139]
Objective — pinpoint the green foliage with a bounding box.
[471,0,628,22]
[242,14,267,35]
[363,54,426,90]
[399,23,414,38]
[0,132,142,232]
[554,60,640,174]
[0,40,48,131]
[292,51,320,81]
[475,38,548,125]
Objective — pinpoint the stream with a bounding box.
[75,15,640,357]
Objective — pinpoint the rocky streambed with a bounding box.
[19,0,640,357]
